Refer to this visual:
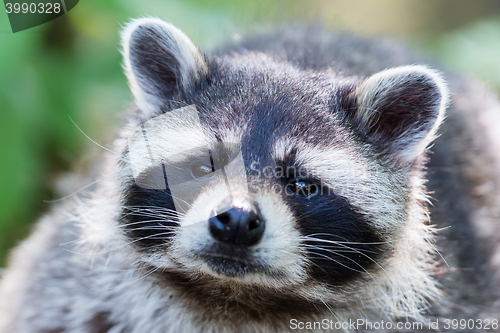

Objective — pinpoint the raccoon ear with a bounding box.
[351,65,449,164]
[121,18,208,115]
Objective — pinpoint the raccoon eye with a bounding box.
[190,164,215,179]
[285,178,319,198]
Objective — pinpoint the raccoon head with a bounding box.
[118,18,448,324]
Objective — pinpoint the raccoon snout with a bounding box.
[208,203,265,247]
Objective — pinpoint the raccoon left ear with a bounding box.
[351,65,449,164]
[121,18,208,115]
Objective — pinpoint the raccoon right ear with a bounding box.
[121,18,208,115]
[349,65,449,164]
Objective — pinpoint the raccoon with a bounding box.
[1,17,500,333]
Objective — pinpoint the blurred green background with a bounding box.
[1,0,500,267]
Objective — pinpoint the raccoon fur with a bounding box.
[1,18,500,333]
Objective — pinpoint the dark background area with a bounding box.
[1,0,500,266]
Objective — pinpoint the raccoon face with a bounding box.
[118,18,448,318]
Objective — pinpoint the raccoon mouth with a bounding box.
[202,255,262,277]
[197,244,270,277]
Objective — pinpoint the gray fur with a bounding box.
[1,20,499,333]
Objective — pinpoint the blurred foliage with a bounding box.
[0,0,499,266]
[416,18,500,90]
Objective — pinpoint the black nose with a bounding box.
[209,204,265,246]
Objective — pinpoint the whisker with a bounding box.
[297,236,390,277]
[299,244,377,255]
[63,230,177,256]
[306,250,366,274]
[69,114,120,155]
[299,234,395,245]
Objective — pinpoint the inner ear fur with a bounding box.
[351,65,449,164]
[121,18,208,115]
